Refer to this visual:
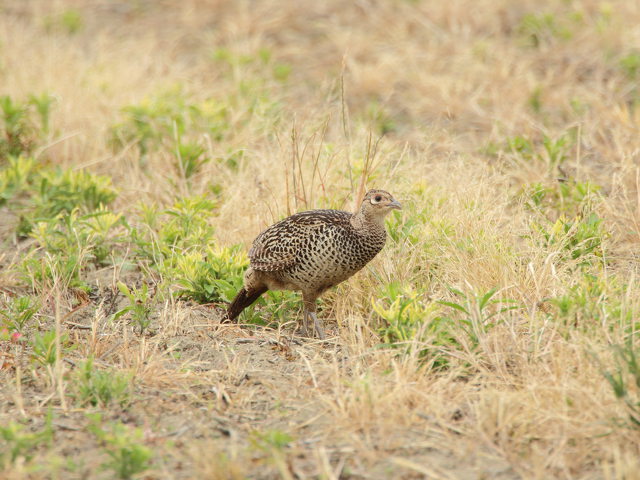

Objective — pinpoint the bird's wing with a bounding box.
[249,210,350,272]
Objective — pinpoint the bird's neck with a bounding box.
[351,209,387,232]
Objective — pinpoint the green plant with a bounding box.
[250,429,294,479]
[80,208,128,265]
[113,282,155,334]
[375,283,519,368]
[10,167,117,236]
[28,208,126,266]
[19,250,91,293]
[0,411,53,467]
[251,429,293,451]
[28,93,56,134]
[373,283,457,368]
[272,63,292,82]
[517,12,572,48]
[10,171,122,292]
[0,94,54,159]
[522,179,601,218]
[0,96,33,158]
[110,88,229,157]
[528,86,544,114]
[175,136,209,180]
[74,357,132,408]
[0,295,39,333]
[31,329,72,366]
[88,414,152,480]
[601,340,640,427]
[620,51,640,79]
[44,9,84,34]
[438,287,519,348]
[506,133,572,172]
[132,195,218,263]
[173,245,247,304]
[363,100,397,135]
[374,283,441,344]
[533,212,606,265]
[258,290,302,325]
[32,168,116,217]
[550,273,631,331]
[0,156,38,205]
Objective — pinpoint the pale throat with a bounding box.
[351,206,388,231]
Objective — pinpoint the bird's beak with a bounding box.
[388,199,402,210]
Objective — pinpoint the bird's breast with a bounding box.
[279,227,386,289]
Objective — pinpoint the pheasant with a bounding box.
[227,189,401,338]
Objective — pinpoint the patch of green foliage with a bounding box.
[501,132,607,267]
[517,11,574,48]
[374,282,519,369]
[0,295,39,334]
[113,282,155,334]
[19,250,91,293]
[43,8,84,35]
[110,87,228,176]
[250,429,293,452]
[18,208,126,293]
[363,100,397,136]
[0,159,124,293]
[0,94,54,160]
[131,195,246,304]
[0,156,118,236]
[88,414,153,480]
[31,329,73,366]
[528,85,544,115]
[506,132,572,171]
[532,212,606,266]
[212,46,293,85]
[249,428,294,476]
[0,411,53,468]
[260,291,303,325]
[373,282,448,361]
[173,245,247,304]
[131,195,217,260]
[30,208,126,264]
[0,156,38,207]
[620,51,640,79]
[74,357,132,408]
[522,179,601,217]
[550,273,633,333]
[600,340,640,428]
[20,168,117,235]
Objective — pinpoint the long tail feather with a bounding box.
[226,286,268,321]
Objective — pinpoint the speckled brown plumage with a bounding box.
[227,189,402,338]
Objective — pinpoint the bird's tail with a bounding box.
[227,286,268,321]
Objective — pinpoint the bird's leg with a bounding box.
[301,309,311,337]
[302,292,324,339]
[310,311,325,340]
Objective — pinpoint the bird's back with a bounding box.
[249,209,386,290]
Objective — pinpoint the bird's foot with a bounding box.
[299,324,311,338]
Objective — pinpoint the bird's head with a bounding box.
[359,189,402,223]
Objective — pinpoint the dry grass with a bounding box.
[1,0,640,478]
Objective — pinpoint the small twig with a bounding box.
[52,421,81,431]
[65,322,92,330]
[166,425,190,437]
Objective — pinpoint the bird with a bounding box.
[226,189,402,339]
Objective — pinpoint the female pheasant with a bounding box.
[227,189,401,338]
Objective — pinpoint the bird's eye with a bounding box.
[370,194,383,205]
